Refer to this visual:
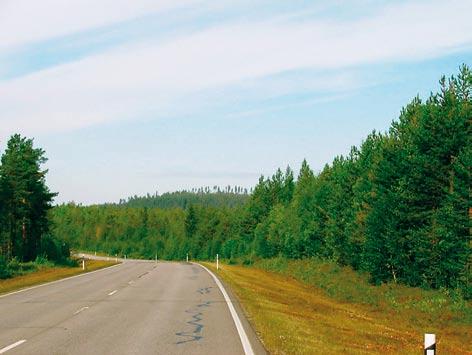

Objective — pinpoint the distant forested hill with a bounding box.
[119,187,250,209]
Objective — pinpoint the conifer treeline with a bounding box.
[51,66,471,296]
[120,187,249,209]
[0,135,63,263]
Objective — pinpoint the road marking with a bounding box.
[0,263,122,299]
[197,263,255,355]
[0,340,26,354]
[108,290,118,296]
[128,281,134,284]
[74,306,89,315]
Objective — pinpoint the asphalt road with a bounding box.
[0,259,266,355]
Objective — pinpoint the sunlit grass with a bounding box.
[203,261,471,354]
[0,259,117,295]
[254,258,472,325]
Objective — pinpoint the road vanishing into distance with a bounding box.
[0,258,265,355]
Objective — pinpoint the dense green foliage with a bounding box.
[0,135,69,278]
[0,135,60,261]
[120,188,249,209]
[52,203,239,260]
[50,67,471,296]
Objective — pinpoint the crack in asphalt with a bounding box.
[197,287,213,295]
[175,296,213,345]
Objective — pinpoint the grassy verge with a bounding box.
[0,259,118,295]
[255,258,472,325]
[203,259,471,354]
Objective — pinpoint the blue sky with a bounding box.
[0,0,471,204]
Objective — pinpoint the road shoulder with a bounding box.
[199,262,267,355]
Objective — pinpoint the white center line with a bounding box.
[74,306,89,315]
[0,340,26,354]
[108,290,118,296]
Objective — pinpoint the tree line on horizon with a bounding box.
[2,66,470,296]
[118,187,250,209]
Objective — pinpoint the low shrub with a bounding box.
[0,256,11,279]
[7,257,21,272]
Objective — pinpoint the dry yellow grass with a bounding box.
[0,259,117,296]
[203,263,472,354]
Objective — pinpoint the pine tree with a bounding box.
[0,134,57,261]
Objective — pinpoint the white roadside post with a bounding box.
[216,254,219,270]
[186,253,189,263]
[424,334,436,355]
[82,258,85,270]
[115,254,118,262]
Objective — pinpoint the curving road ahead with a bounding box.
[0,259,266,355]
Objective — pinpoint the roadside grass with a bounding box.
[0,259,117,296]
[255,258,472,326]
[203,259,472,354]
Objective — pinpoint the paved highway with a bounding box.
[0,259,265,354]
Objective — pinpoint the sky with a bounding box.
[0,0,471,205]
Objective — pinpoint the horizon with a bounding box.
[1,1,471,204]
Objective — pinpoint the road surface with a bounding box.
[0,259,266,355]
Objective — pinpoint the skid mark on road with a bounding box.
[175,300,213,344]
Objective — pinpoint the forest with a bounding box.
[121,188,249,209]
[50,66,471,297]
[2,66,471,297]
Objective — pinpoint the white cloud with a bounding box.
[0,0,471,139]
[0,0,200,49]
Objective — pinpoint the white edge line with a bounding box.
[0,339,26,354]
[197,263,255,355]
[108,290,118,296]
[0,263,122,299]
